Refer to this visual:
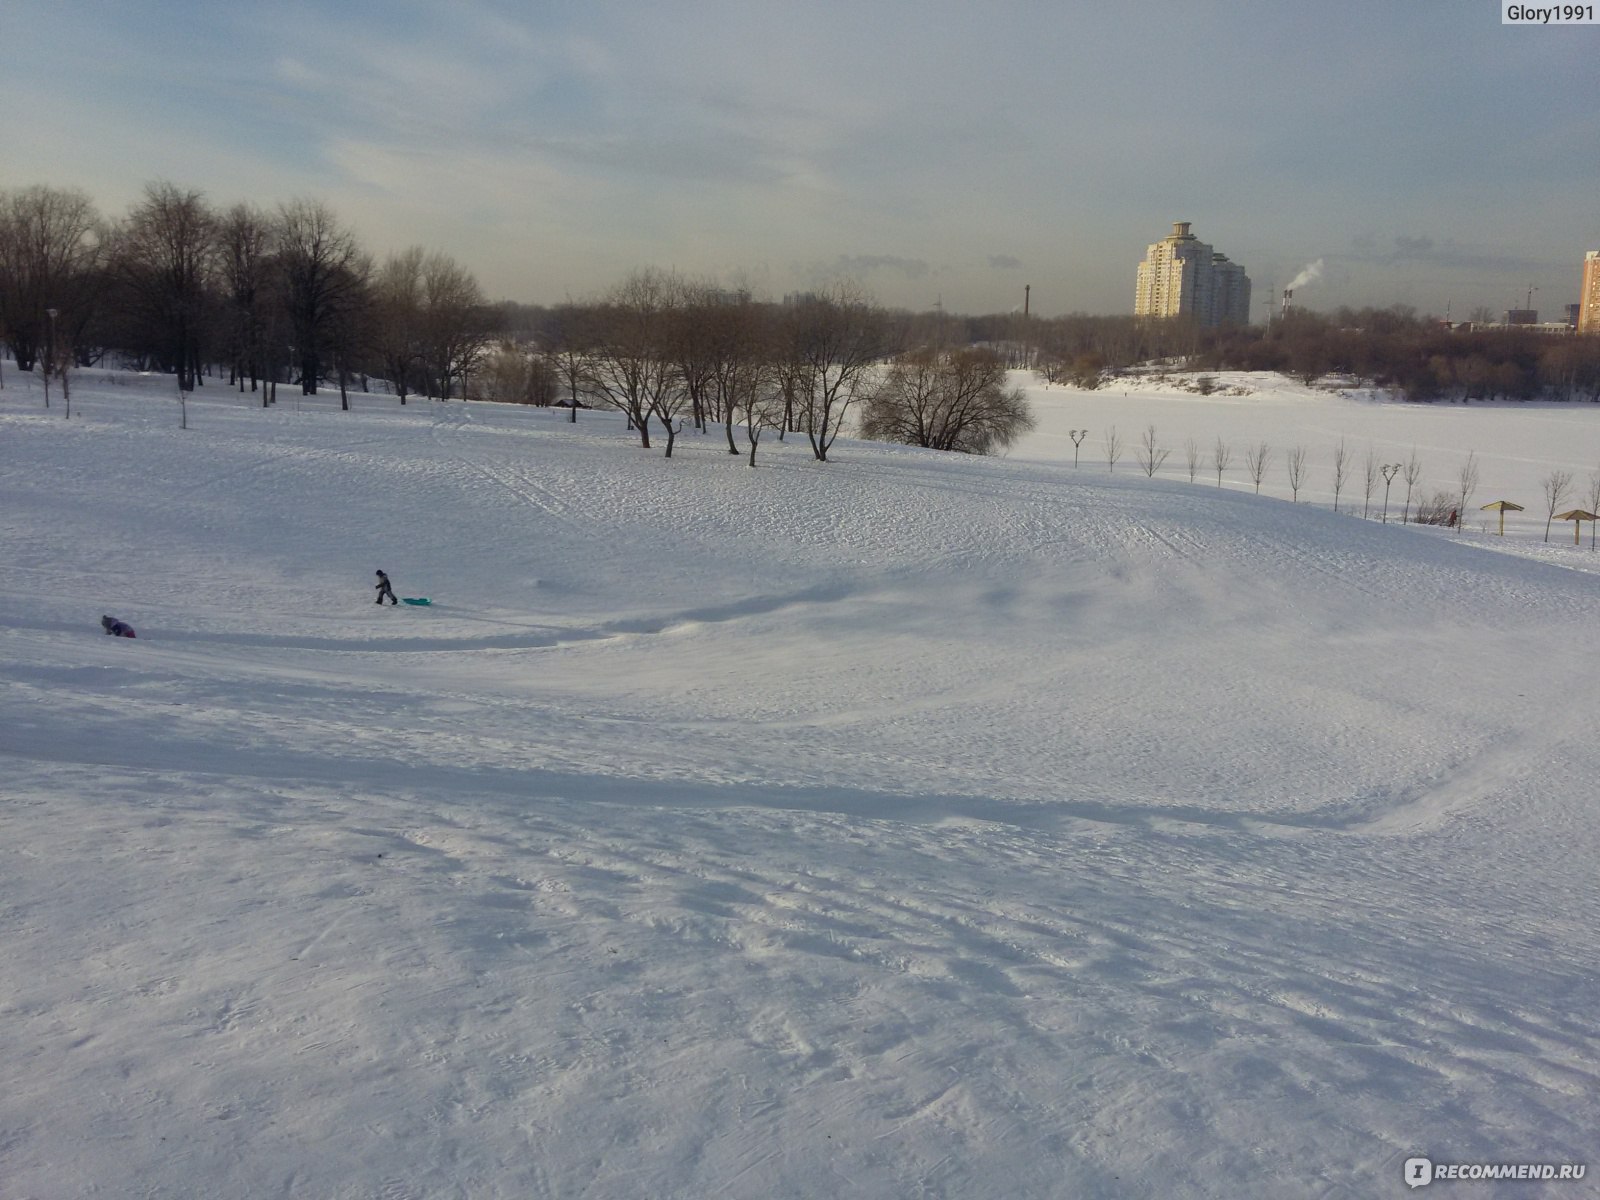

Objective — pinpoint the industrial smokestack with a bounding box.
[1282,288,1293,317]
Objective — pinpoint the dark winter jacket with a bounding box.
[101,615,136,638]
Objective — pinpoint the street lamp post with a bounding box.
[1379,463,1402,523]
[44,307,58,410]
[1069,429,1088,468]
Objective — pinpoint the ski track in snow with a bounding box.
[3,368,1600,1197]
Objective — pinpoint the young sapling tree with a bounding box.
[1542,469,1573,543]
[1212,436,1232,487]
[1136,425,1170,478]
[1244,441,1271,494]
[1285,445,1307,501]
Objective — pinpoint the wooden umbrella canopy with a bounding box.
[1553,509,1599,545]
[1480,499,1524,536]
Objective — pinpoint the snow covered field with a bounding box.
[4,365,1599,1198]
[1017,372,1600,560]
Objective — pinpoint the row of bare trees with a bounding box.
[483,273,1032,464]
[496,272,888,462]
[1081,425,1511,527]
[0,183,497,409]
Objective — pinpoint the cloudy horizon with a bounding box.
[5,0,1595,319]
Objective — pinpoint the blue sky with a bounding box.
[4,0,1596,317]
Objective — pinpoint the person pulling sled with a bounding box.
[101,615,136,638]
[375,570,399,605]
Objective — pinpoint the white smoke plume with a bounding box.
[1286,259,1324,292]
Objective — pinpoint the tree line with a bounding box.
[0,182,1034,460]
[1025,308,1600,402]
[0,182,497,410]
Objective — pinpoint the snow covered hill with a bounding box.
[3,369,1598,1198]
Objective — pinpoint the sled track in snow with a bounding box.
[428,417,594,527]
[111,581,861,656]
[174,430,414,499]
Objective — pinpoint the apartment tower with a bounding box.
[1580,250,1600,334]
[1135,222,1252,327]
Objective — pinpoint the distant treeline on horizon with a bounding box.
[5,180,1599,411]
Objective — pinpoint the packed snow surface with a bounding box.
[3,368,1599,1198]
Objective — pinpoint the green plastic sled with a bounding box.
[401,597,432,606]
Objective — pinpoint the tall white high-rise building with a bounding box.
[1134,222,1252,327]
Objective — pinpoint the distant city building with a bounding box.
[1468,313,1574,336]
[1565,303,1581,329]
[1580,251,1600,334]
[1134,222,1252,327]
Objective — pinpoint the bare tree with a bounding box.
[1135,424,1170,478]
[420,251,492,400]
[370,247,426,403]
[1402,448,1423,523]
[332,254,375,410]
[36,308,58,408]
[738,367,786,467]
[0,185,105,385]
[1212,436,1232,487]
[1244,441,1271,494]
[1587,465,1600,549]
[684,287,770,455]
[1455,452,1480,529]
[1285,445,1308,501]
[276,199,367,398]
[720,302,774,456]
[110,181,216,391]
[860,347,1034,454]
[586,269,686,453]
[1542,469,1572,543]
[544,303,597,424]
[667,278,721,434]
[1331,439,1349,512]
[1104,425,1123,472]
[780,282,887,462]
[218,203,275,402]
[1184,436,1201,483]
[771,341,804,441]
[1361,448,1379,518]
[58,338,72,417]
[45,309,74,418]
